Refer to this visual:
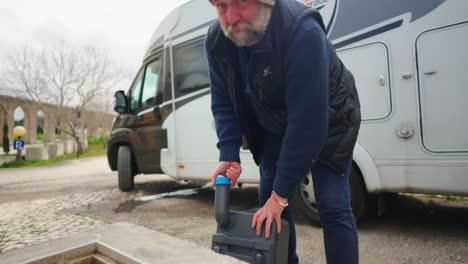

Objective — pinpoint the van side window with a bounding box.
[129,70,144,111]
[173,39,210,96]
[141,59,161,109]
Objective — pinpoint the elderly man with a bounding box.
[206,0,361,263]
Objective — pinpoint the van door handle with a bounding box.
[423,70,437,75]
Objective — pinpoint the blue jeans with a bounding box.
[258,132,359,264]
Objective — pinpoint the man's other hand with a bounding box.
[251,194,287,239]
[210,161,242,186]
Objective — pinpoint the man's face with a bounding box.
[213,0,271,46]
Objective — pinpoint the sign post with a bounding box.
[13,126,26,161]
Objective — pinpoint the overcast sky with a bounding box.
[0,0,191,95]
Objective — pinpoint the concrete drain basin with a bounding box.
[0,222,244,264]
[29,242,137,264]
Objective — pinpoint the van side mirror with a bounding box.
[114,90,128,114]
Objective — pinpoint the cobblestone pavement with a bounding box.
[0,189,120,253]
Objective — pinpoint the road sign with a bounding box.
[14,140,25,150]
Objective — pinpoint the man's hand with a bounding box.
[251,193,288,239]
[210,161,242,186]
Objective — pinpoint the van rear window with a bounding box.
[173,39,210,95]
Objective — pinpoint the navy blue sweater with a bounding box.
[207,17,331,199]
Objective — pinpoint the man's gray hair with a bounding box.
[209,0,276,6]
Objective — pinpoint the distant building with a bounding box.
[0,95,115,145]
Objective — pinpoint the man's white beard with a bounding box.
[220,4,272,47]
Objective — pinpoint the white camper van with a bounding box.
[108,0,468,223]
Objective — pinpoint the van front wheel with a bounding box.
[117,146,134,192]
[294,165,367,226]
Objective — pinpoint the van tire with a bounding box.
[117,146,134,192]
[294,165,367,226]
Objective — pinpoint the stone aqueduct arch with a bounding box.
[0,95,115,145]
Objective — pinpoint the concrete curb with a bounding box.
[0,222,245,264]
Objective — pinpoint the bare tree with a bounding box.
[69,46,122,154]
[1,41,122,156]
[77,47,122,111]
[42,41,87,110]
[2,43,85,117]
[38,42,88,154]
[2,47,51,104]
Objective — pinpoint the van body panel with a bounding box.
[133,107,164,173]
[157,107,178,178]
[337,42,392,122]
[377,160,468,196]
[144,8,180,59]
[415,21,468,153]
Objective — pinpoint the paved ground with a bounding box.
[0,190,115,252]
[0,156,467,263]
[0,157,116,203]
[0,157,122,253]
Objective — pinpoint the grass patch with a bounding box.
[88,136,108,145]
[0,140,107,168]
[410,193,468,202]
[445,195,468,201]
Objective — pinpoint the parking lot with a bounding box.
[0,156,467,263]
